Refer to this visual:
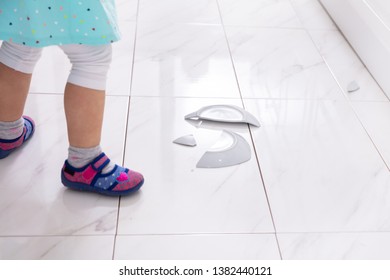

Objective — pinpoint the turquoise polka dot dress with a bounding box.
[0,0,120,47]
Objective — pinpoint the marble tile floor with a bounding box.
[1,0,390,260]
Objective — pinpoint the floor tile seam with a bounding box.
[137,21,223,27]
[129,95,244,100]
[112,95,130,261]
[2,230,390,239]
[221,26,336,33]
[131,20,335,32]
[113,232,277,237]
[215,0,283,260]
[0,233,276,239]
[27,92,390,107]
[128,95,390,102]
[221,24,337,32]
[128,95,343,100]
[113,0,141,261]
[132,20,304,30]
[0,234,117,238]
[248,126,283,260]
[276,230,390,235]
[29,92,390,103]
[222,24,304,31]
[28,93,390,102]
[350,100,390,104]
[28,92,131,98]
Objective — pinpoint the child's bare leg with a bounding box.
[60,44,143,196]
[0,42,40,157]
[64,82,105,148]
[61,83,144,194]
[0,62,32,122]
[60,44,113,171]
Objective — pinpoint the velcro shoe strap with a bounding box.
[92,153,110,172]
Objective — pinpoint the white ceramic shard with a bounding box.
[185,105,260,127]
[347,81,360,93]
[196,130,251,168]
[173,134,197,147]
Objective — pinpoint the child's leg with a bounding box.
[0,41,41,123]
[61,44,110,149]
[63,82,112,171]
[60,44,143,195]
[0,42,41,157]
[64,83,105,148]
[60,44,112,169]
[0,62,32,122]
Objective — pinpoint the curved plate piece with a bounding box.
[196,130,251,168]
[173,134,197,147]
[347,80,360,93]
[185,105,260,127]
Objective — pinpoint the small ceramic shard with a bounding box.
[173,134,197,147]
[185,105,260,127]
[196,130,251,168]
[347,81,360,93]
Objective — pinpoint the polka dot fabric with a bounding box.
[0,0,120,47]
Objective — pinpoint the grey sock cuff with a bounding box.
[67,145,115,173]
[0,118,24,140]
[68,145,102,168]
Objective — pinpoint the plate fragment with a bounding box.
[173,134,197,147]
[196,130,251,168]
[347,81,360,93]
[185,105,260,127]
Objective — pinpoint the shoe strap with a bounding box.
[23,117,34,140]
[91,153,110,172]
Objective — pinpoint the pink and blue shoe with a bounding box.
[0,116,35,159]
[61,153,144,196]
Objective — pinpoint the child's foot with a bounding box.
[0,116,35,159]
[61,153,144,196]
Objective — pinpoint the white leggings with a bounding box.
[0,41,112,91]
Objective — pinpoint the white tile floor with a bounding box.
[1,0,390,260]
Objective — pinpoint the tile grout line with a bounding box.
[111,0,141,261]
[246,125,283,260]
[29,91,390,102]
[214,0,244,102]
[288,0,390,172]
[215,0,283,260]
[4,229,390,239]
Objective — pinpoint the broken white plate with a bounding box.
[173,134,197,147]
[347,80,360,93]
[196,130,251,168]
[185,105,260,127]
